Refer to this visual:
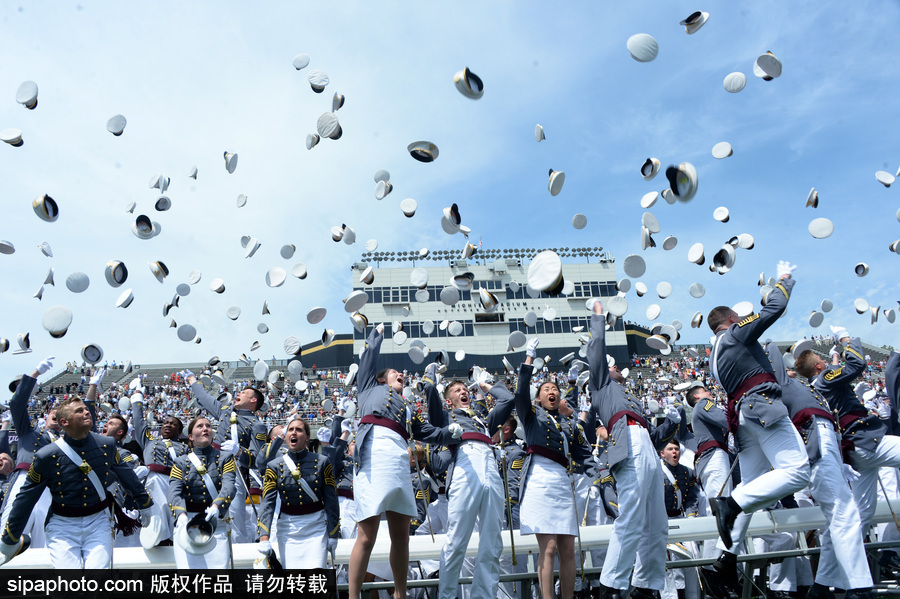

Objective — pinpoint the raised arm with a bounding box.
[588,306,612,392]
[485,381,516,432]
[130,392,150,450]
[422,363,449,428]
[514,363,536,427]
[187,377,225,420]
[730,275,795,345]
[358,326,384,394]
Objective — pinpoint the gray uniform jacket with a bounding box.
[515,363,595,499]
[257,448,339,540]
[710,278,794,434]
[765,341,835,463]
[353,328,456,472]
[191,383,267,472]
[2,432,153,545]
[813,337,886,456]
[424,378,516,493]
[690,397,731,472]
[587,313,655,469]
[1,374,58,514]
[168,445,236,518]
[132,400,188,474]
[499,439,526,527]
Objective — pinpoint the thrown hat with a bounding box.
[307,307,327,325]
[622,254,646,278]
[210,278,225,293]
[175,513,217,556]
[712,142,733,159]
[876,171,895,188]
[307,70,329,93]
[723,72,746,93]
[223,151,238,174]
[806,188,819,208]
[42,305,73,338]
[454,67,484,99]
[16,81,38,109]
[808,218,834,239]
[400,198,417,217]
[535,124,545,142]
[344,290,368,313]
[317,112,342,140]
[681,11,709,34]
[527,250,564,294]
[148,261,169,283]
[292,262,308,279]
[65,272,90,293]
[265,267,287,287]
[754,51,782,80]
[33,194,59,223]
[641,158,661,181]
[408,141,439,163]
[292,54,310,70]
[375,180,392,200]
[82,343,104,364]
[665,162,698,202]
[548,169,565,196]
[626,33,658,62]
[106,114,127,136]
[0,128,23,146]
[104,261,128,287]
[572,213,587,230]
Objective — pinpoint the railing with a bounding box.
[4,498,900,588]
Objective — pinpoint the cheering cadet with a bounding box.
[0,356,57,548]
[257,416,340,569]
[587,301,666,599]
[169,416,236,568]
[423,362,515,599]
[185,370,267,543]
[763,341,873,598]
[348,324,462,599]
[131,388,188,545]
[0,397,153,568]
[797,330,900,553]
[705,262,810,556]
[517,338,595,599]
[659,440,701,599]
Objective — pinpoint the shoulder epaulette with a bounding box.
[737,314,760,327]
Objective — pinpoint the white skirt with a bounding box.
[519,454,578,536]
[276,510,328,569]
[174,512,231,569]
[355,425,416,521]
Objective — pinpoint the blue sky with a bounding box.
[1,1,899,374]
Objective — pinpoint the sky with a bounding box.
[1,0,899,379]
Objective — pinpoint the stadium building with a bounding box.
[348,246,635,375]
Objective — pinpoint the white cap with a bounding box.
[876,171,895,187]
[641,158,661,181]
[656,281,672,299]
[105,261,128,287]
[448,321,463,336]
[400,198,418,217]
[65,272,90,293]
[343,290,368,313]
[15,81,38,109]
[408,141,439,163]
[713,206,730,222]
[808,217,834,239]
[223,151,238,174]
[548,170,565,196]
[453,67,485,99]
[754,52,782,80]
[292,262,308,279]
[723,72,746,93]
[646,304,661,320]
[665,162,698,202]
[640,191,659,209]
[292,54,310,70]
[572,213,587,229]
[712,142,733,159]
[535,124,546,142]
[42,305,73,338]
[106,114,127,136]
[307,307,327,324]
[265,267,287,288]
[226,306,241,321]
[307,70,329,93]
[626,33,658,62]
[689,282,706,298]
[662,236,678,251]
[622,254,646,278]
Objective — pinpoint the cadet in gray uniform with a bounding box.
[131,390,188,545]
[797,332,900,547]
[705,262,810,556]
[684,383,742,597]
[184,371,267,543]
[517,339,595,599]
[258,416,340,569]
[586,301,666,599]
[423,362,516,599]
[348,324,462,599]
[0,356,57,549]
[169,415,236,569]
[764,341,872,598]
[659,440,700,599]
[0,397,153,568]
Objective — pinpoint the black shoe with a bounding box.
[699,566,730,599]
[844,588,875,599]
[598,583,622,599]
[713,552,739,592]
[766,592,793,599]
[631,588,660,599]
[709,497,739,549]
[805,583,834,599]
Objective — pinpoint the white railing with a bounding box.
[4,499,900,570]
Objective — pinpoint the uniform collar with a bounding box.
[193,445,215,457]
[288,448,309,461]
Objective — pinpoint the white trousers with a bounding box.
[732,414,810,513]
[144,472,174,543]
[849,434,900,533]
[697,449,751,556]
[600,426,667,591]
[46,509,113,569]
[439,443,504,599]
[808,419,872,589]
[229,479,251,543]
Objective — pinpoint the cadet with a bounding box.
[257,416,340,569]
[706,262,810,580]
[184,370,267,543]
[587,301,666,599]
[764,341,872,598]
[659,440,701,599]
[517,338,595,599]
[347,324,462,599]
[131,388,188,545]
[0,356,57,549]
[797,330,900,541]
[0,397,153,568]
[169,416,236,568]
[423,362,516,599]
